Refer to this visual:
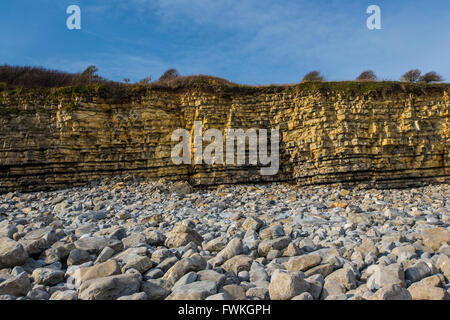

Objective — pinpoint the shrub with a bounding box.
[419,71,443,83]
[79,65,105,84]
[159,68,180,81]
[0,64,114,88]
[138,76,152,84]
[0,65,79,87]
[302,71,325,82]
[151,74,232,89]
[400,69,421,82]
[356,70,377,81]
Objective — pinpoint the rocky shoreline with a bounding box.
[0,176,449,300]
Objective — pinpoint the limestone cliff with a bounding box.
[0,82,449,192]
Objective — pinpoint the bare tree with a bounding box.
[400,69,421,82]
[138,76,152,84]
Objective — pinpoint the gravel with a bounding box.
[0,175,448,300]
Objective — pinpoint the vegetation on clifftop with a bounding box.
[0,65,449,109]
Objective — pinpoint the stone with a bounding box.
[67,249,91,266]
[250,261,269,282]
[304,264,334,278]
[331,201,348,209]
[205,292,231,300]
[413,274,445,288]
[0,237,28,268]
[305,274,324,300]
[165,224,203,248]
[151,249,174,264]
[166,280,217,300]
[246,287,270,299]
[285,253,321,272]
[122,233,147,248]
[220,284,246,300]
[221,255,253,274]
[258,237,291,257]
[325,294,348,300]
[157,256,179,272]
[243,230,259,250]
[95,246,115,263]
[19,227,57,255]
[162,254,206,285]
[348,284,373,300]
[113,247,152,274]
[0,221,17,238]
[146,230,166,247]
[421,228,450,251]
[32,268,65,286]
[79,273,141,300]
[405,261,432,283]
[392,244,417,261]
[238,270,250,282]
[203,236,228,252]
[408,285,449,300]
[216,237,243,260]
[27,288,50,300]
[270,225,285,238]
[293,215,328,227]
[172,271,198,291]
[321,280,346,300]
[72,260,121,286]
[121,255,154,273]
[75,237,122,255]
[325,268,357,290]
[171,181,193,195]
[369,284,412,300]
[40,247,62,265]
[437,255,450,279]
[197,270,226,288]
[367,263,405,291]
[0,272,31,296]
[283,242,301,257]
[269,269,310,300]
[117,292,148,300]
[292,292,314,300]
[144,268,164,280]
[141,279,171,300]
[242,217,264,232]
[49,290,78,300]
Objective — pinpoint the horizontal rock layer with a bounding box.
[0,83,449,192]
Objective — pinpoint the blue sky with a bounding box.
[1,0,449,84]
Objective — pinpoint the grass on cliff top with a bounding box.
[123,75,450,96]
[1,73,449,105]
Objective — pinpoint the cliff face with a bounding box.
[0,83,449,192]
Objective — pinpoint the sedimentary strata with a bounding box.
[0,82,449,192]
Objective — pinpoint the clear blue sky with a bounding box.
[1,0,449,84]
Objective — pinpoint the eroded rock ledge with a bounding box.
[0,82,449,192]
